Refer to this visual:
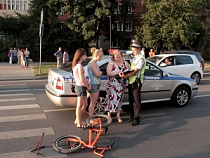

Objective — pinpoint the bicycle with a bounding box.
[53,114,114,158]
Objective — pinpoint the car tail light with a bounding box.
[200,63,203,70]
[56,77,63,90]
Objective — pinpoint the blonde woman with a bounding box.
[72,48,91,128]
[87,48,103,116]
[105,50,130,123]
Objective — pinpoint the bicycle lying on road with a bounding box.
[53,114,114,157]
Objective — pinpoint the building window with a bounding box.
[114,4,132,14]
[0,0,29,11]
[128,5,132,14]
[125,22,132,32]
[112,21,123,31]
[114,4,122,14]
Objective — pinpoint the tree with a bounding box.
[136,0,206,53]
[47,0,112,46]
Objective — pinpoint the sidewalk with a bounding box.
[0,62,40,81]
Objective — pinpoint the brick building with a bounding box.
[99,0,144,51]
[0,0,30,17]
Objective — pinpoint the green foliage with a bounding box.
[53,0,112,46]
[137,0,206,52]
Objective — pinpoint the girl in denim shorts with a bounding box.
[87,48,103,116]
[72,48,91,128]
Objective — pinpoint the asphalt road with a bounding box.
[0,72,210,158]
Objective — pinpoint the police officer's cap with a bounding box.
[130,39,141,48]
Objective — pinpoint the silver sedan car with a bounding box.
[45,56,198,113]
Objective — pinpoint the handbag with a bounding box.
[71,72,76,93]
[71,84,75,93]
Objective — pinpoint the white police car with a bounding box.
[45,56,198,113]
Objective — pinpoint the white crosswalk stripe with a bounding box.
[0,150,67,158]
[0,127,55,140]
[0,89,31,93]
[0,93,33,97]
[0,114,46,122]
[0,98,36,102]
[0,85,57,156]
[0,104,40,110]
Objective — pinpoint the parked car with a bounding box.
[147,54,203,84]
[45,56,198,113]
[161,50,204,71]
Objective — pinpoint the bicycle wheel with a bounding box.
[53,135,83,154]
[95,97,107,114]
[86,114,112,128]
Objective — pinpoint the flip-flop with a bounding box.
[76,122,86,128]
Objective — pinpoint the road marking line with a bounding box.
[0,127,55,140]
[33,89,45,91]
[0,104,40,110]
[0,93,33,97]
[194,94,210,98]
[0,98,36,102]
[0,89,31,93]
[0,150,67,158]
[0,114,46,123]
[0,84,27,87]
[44,108,76,112]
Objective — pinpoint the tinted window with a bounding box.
[145,62,162,76]
[99,63,108,75]
[175,56,193,65]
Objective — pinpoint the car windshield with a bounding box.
[147,56,163,64]
[63,57,92,72]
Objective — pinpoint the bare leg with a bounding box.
[117,111,122,123]
[75,96,87,126]
[89,92,99,116]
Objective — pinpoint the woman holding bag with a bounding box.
[72,48,91,128]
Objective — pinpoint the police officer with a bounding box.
[120,39,146,126]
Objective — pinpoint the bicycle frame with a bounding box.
[68,118,113,157]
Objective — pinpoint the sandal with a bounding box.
[117,113,122,123]
[76,122,86,128]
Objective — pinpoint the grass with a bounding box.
[33,61,210,77]
[33,63,71,77]
[33,64,57,77]
[204,61,210,71]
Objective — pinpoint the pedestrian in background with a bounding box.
[20,49,25,68]
[87,48,103,116]
[119,40,146,126]
[54,47,63,68]
[141,46,145,56]
[72,48,91,128]
[24,48,30,67]
[18,48,21,64]
[63,48,69,66]
[149,48,155,57]
[8,48,13,64]
[105,49,130,123]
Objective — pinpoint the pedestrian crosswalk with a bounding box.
[0,83,66,158]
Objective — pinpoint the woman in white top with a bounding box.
[72,48,91,128]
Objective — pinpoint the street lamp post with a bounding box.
[39,9,44,74]
[109,15,111,51]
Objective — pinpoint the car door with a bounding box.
[98,61,109,91]
[141,62,173,103]
[163,55,193,78]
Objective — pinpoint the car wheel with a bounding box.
[190,72,201,84]
[95,97,107,114]
[172,87,190,107]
